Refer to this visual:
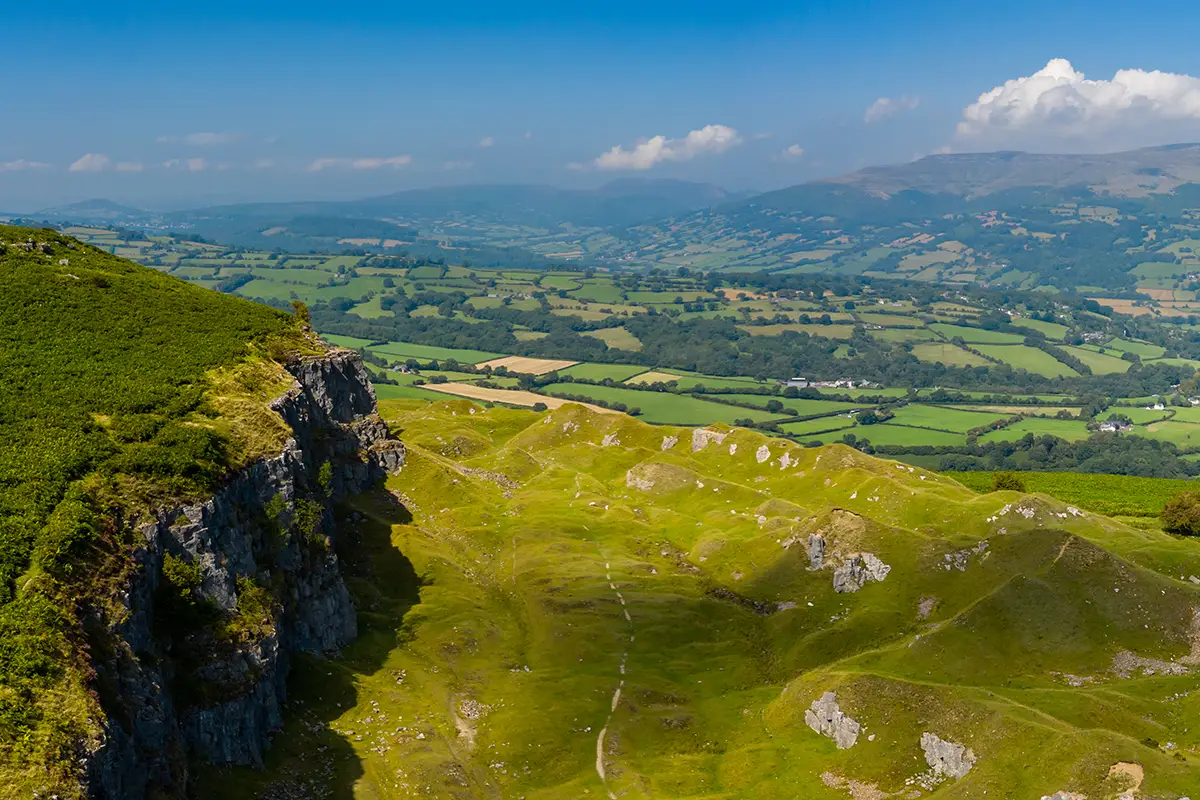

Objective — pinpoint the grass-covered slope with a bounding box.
[204,400,1200,799]
[0,225,308,793]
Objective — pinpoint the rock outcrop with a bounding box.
[832,553,891,593]
[84,349,405,799]
[921,732,976,779]
[804,692,861,749]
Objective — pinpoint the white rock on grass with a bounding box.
[661,435,679,451]
[832,553,891,593]
[601,433,620,447]
[804,692,860,749]
[920,732,976,779]
[691,427,727,452]
[756,445,771,463]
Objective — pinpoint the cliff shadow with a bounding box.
[193,486,423,799]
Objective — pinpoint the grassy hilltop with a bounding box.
[204,399,1200,799]
[0,225,310,795]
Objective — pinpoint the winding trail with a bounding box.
[596,558,635,799]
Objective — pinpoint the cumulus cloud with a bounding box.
[0,159,51,172]
[307,155,412,172]
[69,153,111,173]
[594,124,741,171]
[956,58,1200,148]
[781,144,805,159]
[158,132,240,146]
[478,136,494,148]
[864,95,920,123]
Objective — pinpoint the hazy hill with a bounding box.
[170,178,738,232]
[34,197,153,223]
[825,143,1200,198]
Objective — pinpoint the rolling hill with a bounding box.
[201,398,1200,799]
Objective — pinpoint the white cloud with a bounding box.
[253,158,276,170]
[594,124,741,171]
[864,95,920,123]
[0,159,51,172]
[69,153,111,172]
[158,132,240,146]
[782,144,805,159]
[478,136,495,148]
[307,155,412,172]
[162,158,208,172]
[957,58,1200,147]
[114,161,144,172]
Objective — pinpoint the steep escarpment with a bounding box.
[84,351,404,798]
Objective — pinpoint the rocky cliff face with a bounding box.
[84,349,404,799]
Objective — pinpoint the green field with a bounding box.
[558,363,650,382]
[537,383,785,425]
[974,344,1079,377]
[849,423,966,447]
[886,404,1010,433]
[1061,345,1131,374]
[979,417,1092,442]
[368,341,504,365]
[950,470,1198,516]
[1009,317,1069,339]
[929,323,1025,344]
[583,326,643,351]
[910,342,990,367]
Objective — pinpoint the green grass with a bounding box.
[558,363,650,382]
[1060,345,1132,375]
[0,225,306,795]
[929,323,1025,344]
[626,369,774,391]
[851,423,966,447]
[583,326,643,351]
[886,404,1011,433]
[367,341,504,365]
[974,345,1079,377]
[1009,317,1069,339]
[948,470,1199,516]
[910,342,991,367]
[536,383,785,425]
[717,395,865,417]
[979,417,1092,442]
[179,401,1200,800]
[1103,338,1167,359]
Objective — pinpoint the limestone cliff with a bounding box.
[83,349,404,799]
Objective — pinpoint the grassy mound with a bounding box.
[199,400,1200,798]
[0,226,310,793]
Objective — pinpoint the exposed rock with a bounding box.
[1040,793,1087,800]
[691,427,727,452]
[778,452,793,470]
[626,469,656,491]
[920,732,976,779]
[833,553,891,593]
[84,348,405,799]
[661,435,679,451]
[917,596,937,619]
[756,445,771,463]
[728,443,737,455]
[804,692,860,749]
[807,533,826,570]
[601,433,620,447]
[1112,650,1191,678]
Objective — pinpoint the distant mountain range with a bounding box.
[825,143,1200,198]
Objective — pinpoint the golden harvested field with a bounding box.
[475,355,579,374]
[1137,288,1176,301]
[421,383,616,412]
[1088,299,1155,317]
[716,287,767,301]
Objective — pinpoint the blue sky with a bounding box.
[6,0,1200,209]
